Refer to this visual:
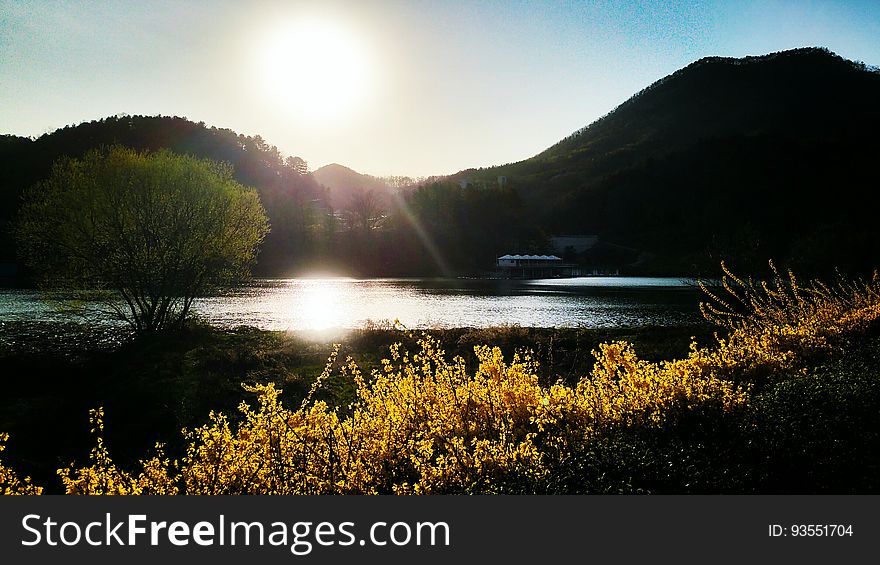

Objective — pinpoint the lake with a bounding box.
[0,277,707,331]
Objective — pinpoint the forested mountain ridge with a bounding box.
[459,47,880,275]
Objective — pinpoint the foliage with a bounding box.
[0,115,319,274]
[0,433,42,495]
[16,146,269,332]
[394,180,541,275]
[58,409,177,495]
[4,265,880,494]
[746,351,880,492]
[701,261,880,334]
[44,337,745,495]
[699,261,880,386]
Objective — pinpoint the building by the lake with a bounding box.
[494,254,582,279]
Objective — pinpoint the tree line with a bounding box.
[2,115,549,280]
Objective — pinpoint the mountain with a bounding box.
[312,163,393,209]
[460,47,880,275]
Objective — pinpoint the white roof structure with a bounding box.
[497,254,562,261]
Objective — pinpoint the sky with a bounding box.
[2,0,880,178]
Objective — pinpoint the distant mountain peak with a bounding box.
[314,163,358,174]
[533,46,879,163]
[312,163,392,208]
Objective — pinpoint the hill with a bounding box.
[312,163,393,209]
[461,47,880,275]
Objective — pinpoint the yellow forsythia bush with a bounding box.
[58,409,177,495]
[56,335,749,494]
[698,261,880,382]
[0,433,42,495]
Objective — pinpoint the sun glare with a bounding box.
[294,279,349,331]
[256,17,374,124]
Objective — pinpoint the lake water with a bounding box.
[0,277,706,331]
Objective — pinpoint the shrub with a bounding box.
[0,433,43,495]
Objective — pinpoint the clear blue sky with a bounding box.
[2,0,879,177]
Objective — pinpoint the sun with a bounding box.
[256,17,374,124]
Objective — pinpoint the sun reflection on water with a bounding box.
[294,279,350,331]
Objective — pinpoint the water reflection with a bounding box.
[0,278,705,331]
[191,277,704,331]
